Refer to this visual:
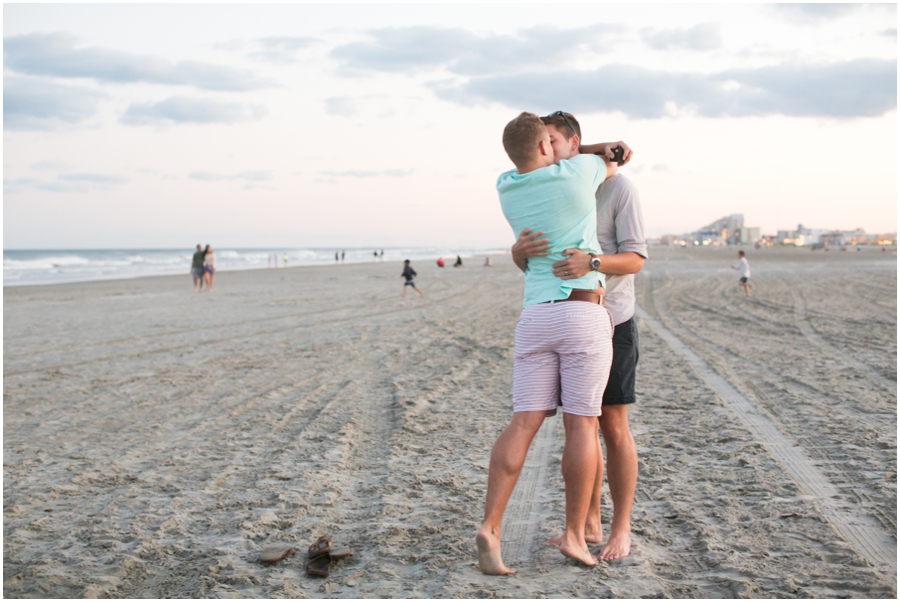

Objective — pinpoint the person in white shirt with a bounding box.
[732,250,752,297]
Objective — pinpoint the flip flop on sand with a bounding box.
[308,535,332,559]
[305,536,355,578]
[306,554,332,577]
[328,546,353,560]
[259,545,296,565]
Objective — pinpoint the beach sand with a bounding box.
[3,248,896,598]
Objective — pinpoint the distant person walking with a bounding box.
[380,249,384,261]
[341,250,345,263]
[335,251,339,263]
[732,250,753,297]
[401,260,424,297]
[454,255,464,267]
[191,244,206,292]
[484,257,493,267]
[203,245,216,290]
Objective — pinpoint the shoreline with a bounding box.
[3,250,511,289]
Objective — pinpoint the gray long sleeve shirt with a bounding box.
[595,174,648,326]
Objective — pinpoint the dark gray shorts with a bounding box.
[602,317,639,405]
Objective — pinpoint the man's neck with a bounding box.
[517,159,550,174]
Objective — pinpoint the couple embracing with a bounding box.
[477,111,646,574]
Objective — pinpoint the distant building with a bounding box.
[818,231,847,247]
[656,217,890,248]
[777,223,830,246]
[737,227,760,245]
[677,214,760,246]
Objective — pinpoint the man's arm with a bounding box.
[580,141,633,166]
[551,249,644,279]
[510,228,550,273]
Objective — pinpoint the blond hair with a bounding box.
[502,112,547,168]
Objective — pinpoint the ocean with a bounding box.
[3,247,507,287]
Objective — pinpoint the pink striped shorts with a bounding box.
[513,301,614,417]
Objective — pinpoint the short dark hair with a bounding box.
[540,111,581,140]
[502,112,547,168]
[404,259,410,264]
[738,250,745,256]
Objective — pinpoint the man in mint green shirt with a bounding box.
[476,112,618,575]
[498,152,606,306]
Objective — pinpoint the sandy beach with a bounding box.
[3,247,896,598]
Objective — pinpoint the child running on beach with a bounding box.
[401,260,424,298]
[732,250,753,297]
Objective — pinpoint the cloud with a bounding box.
[3,75,106,130]
[881,28,897,38]
[250,36,319,63]
[324,96,358,116]
[431,59,896,119]
[330,24,624,76]
[320,169,415,178]
[58,173,130,184]
[4,32,274,91]
[188,170,274,182]
[768,3,862,23]
[4,177,88,193]
[31,159,70,171]
[121,97,267,125]
[4,172,128,194]
[641,22,722,51]
[213,39,245,52]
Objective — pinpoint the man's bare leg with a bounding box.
[557,412,600,566]
[598,404,637,561]
[545,427,604,546]
[477,410,546,575]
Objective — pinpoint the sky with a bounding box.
[3,3,897,249]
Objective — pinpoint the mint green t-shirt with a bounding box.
[497,154,607,307]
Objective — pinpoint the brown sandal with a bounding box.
[259,545,296,565]
[308,535,332,559]
[306,554,332,577]
[328,546,353,560]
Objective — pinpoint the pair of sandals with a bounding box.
[306,535,354,577]
[259,535,353,577]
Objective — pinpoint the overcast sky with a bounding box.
[3,3,897,249]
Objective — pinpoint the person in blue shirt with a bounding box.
[401,259,424,298]
[476,112,620,575]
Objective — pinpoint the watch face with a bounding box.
[591,258,601,270]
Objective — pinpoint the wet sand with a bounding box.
[3,247,896,598]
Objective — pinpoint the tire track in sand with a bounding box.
[635,304,897,580]
[791,290,896,391]
[499,416,560,567]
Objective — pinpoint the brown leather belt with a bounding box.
[546,289,604,305]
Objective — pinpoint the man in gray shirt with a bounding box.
[512,111,646,562]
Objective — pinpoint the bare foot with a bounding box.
[599,530,631,562]
[545,527,602,547]
[559,540,598,567]
[476,528,515,575]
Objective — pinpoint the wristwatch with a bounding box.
[589,253,602,272]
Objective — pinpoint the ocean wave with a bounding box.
[3,247,507,286]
